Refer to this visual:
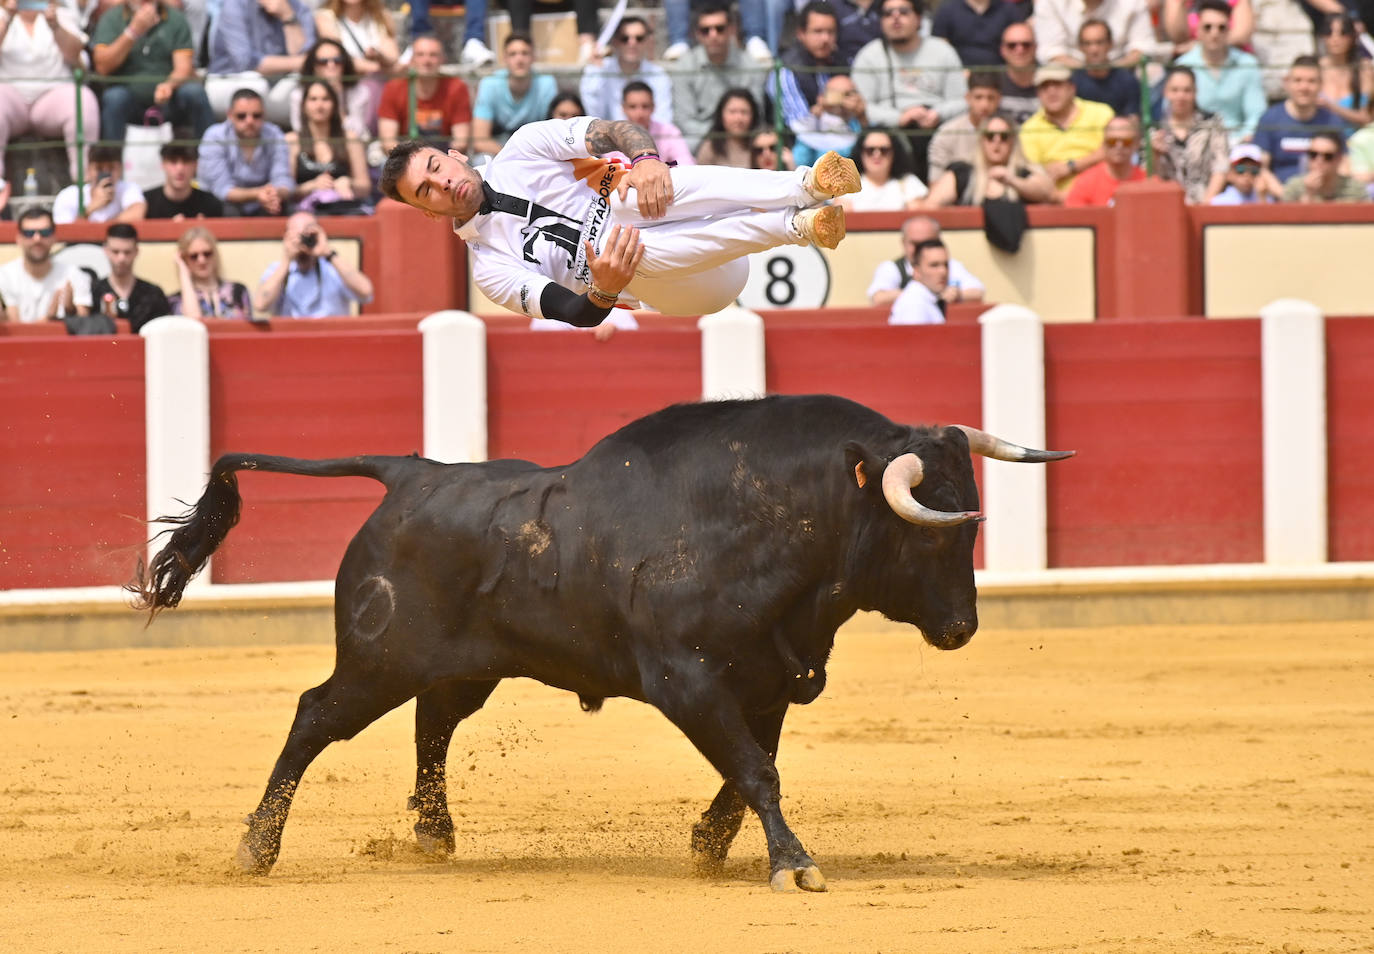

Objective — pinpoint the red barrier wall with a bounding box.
[208,329,423,582]
[1326,316,1374,562]
[0,336,145,588]
[1045,319,1263,567]
[486,327,703,464]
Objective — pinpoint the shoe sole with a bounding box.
[811,205,846,249]
[812,152,861,198]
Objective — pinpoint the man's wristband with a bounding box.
[629,153,661,167]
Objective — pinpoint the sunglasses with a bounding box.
[1233,161,1260,173]
[21,226,56,238]
[617,32,648,43]
[982,130,1011,142]
[697,23,728,35]
[1002,40,1033,50]
[863,144,893,155]
[233,111,264,120]
[1307,149,1338,160]
[315,55,345,65]
[1105,136,1136,147]
[185,250,215,261]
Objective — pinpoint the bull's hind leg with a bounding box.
[238,672,417,875]
[690,706,786,876]
[410,679,500,855]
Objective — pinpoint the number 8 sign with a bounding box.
[737,245,832,311]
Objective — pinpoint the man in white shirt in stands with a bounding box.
[888,238,951,325]
[380,116,861,325]
[0,207,93,322]
[868,215,983,308]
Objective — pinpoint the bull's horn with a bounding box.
[953,425,1075,462]
[881,453,985,527]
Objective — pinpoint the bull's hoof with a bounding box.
[769,865,827,893]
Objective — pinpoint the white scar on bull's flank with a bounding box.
[517,520,552,557]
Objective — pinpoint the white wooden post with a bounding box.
[1260,299,1327,565]
[420,310,487,463]
[699,305,766,400]
[978,304,1051,572]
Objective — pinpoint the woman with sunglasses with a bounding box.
[838,127,927,211]
[170,227,254,320]
[288,80,371,208]
[1151,66,1230,205]
[1316,13,1373,130]
[923,115,1054,207]
[695,88,760,168]
[290,40,374,137]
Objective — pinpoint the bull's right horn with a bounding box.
[881,454,985,527]
[953,425,1075,463]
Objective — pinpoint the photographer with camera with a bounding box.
[52,144,147,224]
[91,222,170,333]
[253,211,373,317]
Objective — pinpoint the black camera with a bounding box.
[301,231,319,249]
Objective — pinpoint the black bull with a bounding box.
[131,394,1072,892]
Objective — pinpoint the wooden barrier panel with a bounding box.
[1045,319,1263,567]
[1326,316,1374,562]
[207,330,423,583]
[486,327,703,464]
[0,336,145,588]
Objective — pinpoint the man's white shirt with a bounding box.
[454,116,644,318]
[888,279,946,325]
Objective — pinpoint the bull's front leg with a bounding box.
[654,681,823,892]
[691,706,787,876]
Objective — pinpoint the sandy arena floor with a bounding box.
[1,615,1371,953]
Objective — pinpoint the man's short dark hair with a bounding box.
[160,142,198,162]
[503,31,533,50]
[230,88,264,107]
[622,80,654,102]
[1077,17,1112,43]
[90,143,123,165]
[914,238,946,262]
[380,140,430,203]
[1197,0,1232,20]
[106,223,139,242]
[16,205,53,230]
[798,1,839,31]
[1291,54,1321,72]
[967,71,1000,92]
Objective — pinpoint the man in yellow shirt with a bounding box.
[1018,65,1115,194]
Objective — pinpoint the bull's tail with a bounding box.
[127,453,414,619]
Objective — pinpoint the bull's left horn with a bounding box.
[881,454,985,527]
[953,425,1075,463]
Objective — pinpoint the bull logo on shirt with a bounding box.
[520,203,582,268]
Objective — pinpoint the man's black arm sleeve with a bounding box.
[539,284,613,328]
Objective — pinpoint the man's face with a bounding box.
[504,39,532,77]
[1197,10,1230,54]
[1037,79,1074,114]
[411,38,444,76]
[1001,25,1036,69]
[915,247,950,294]
[1286,66,1320,108]
[1078,24,1111,67]
[161,154,196,190]
[613,23,651,68]
[879,1,919,43]
[696,11,733,60]
[966,86,1001,122]
[797,12,837,60]
[622,90,654,129]
[105,236,138,276]
[229,97,265,140]
[17,216,55,266]
[397,147,485,222]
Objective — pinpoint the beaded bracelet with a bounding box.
[630,153,661,167]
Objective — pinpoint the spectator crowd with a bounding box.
[3,0,1373,325]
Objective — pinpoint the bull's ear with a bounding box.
[844,442,883,490]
